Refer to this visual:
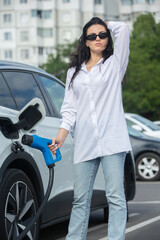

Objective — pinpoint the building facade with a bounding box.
[0,0,159,66]
[119,0,160,29]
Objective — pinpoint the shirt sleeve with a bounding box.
[107,21,130,76]
[60,68,77,132]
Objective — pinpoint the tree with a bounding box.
[123,14,160,120]
[40,40,78,83]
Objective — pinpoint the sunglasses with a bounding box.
[86,32,109,41]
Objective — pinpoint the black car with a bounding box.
[128,126,160,181]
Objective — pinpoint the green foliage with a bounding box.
[123,13,160,120]
[40,40,78,83]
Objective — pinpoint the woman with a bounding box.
[49,17,132,240]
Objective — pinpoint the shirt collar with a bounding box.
[81,58,104,72]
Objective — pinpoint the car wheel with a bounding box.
[136,152,160,181]
[0,169,39,240]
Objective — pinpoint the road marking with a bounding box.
[136,181,160,184]
[125,215,160,233]
[98,215,160,240]
[129,201,160,204]
[87,212,140,233]
[88,223,107,233]
[129,213,140,217]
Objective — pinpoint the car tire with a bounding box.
[136,152,160,181]
[0,168,39,240]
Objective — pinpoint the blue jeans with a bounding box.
[65,152,127,240]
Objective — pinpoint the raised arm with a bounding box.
[106,21,130,75]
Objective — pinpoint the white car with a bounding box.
[154,121,160,127]
[125,113,160,138]
[0,60,136,240]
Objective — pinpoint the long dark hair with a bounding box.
[69,17,113,87]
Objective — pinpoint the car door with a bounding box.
[2,69,75,222]
[1,70,54,185]
[0,72,20,169]
[1,68,75,222]
[37,74,75,222]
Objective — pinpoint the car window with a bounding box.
[126,119,145,131]
[127,126,146,138]
[0,73,16,110]
[132,114,160,131]
[38,75,65,117]
[2,71,49,115]
[126,119,134,127]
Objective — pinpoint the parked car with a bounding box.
[0,60,136,240]
[154,121,160,127]
[128,126,160,181]
[125,113,160,138]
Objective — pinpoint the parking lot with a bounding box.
[40,181,160,240]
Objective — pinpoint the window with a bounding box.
[62,0,70,3]
[37,10,42,18]
[94,0,102,4]
[42,10,52,19]
[133,0,145,3]
[122,14,131,21]
[38,47,43,55]
[5,50,12,59]
[39,75,65,117]
[121,0,131,5]
[0,73,16,110]
[20,0,27,3]
[132,115,160,131]
[3,14,12,23]
[21,49,29,59]
[31,10,36,17]
[37,28,53,38]
[4,32,12,40]
[31,10,52,19]
[4,0,11,5]
[2,71,49,114]
[20,31,29,41]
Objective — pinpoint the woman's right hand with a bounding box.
[48,128,69,155]
[48,137,64,155]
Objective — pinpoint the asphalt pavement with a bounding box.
[40,181,160,240]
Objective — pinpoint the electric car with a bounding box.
[0,60,136,240]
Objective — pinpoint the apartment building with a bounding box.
[119,0,160,29]
[0,0,159,66]
[0,0,118,66]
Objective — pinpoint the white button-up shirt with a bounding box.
[60,21,132,164]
